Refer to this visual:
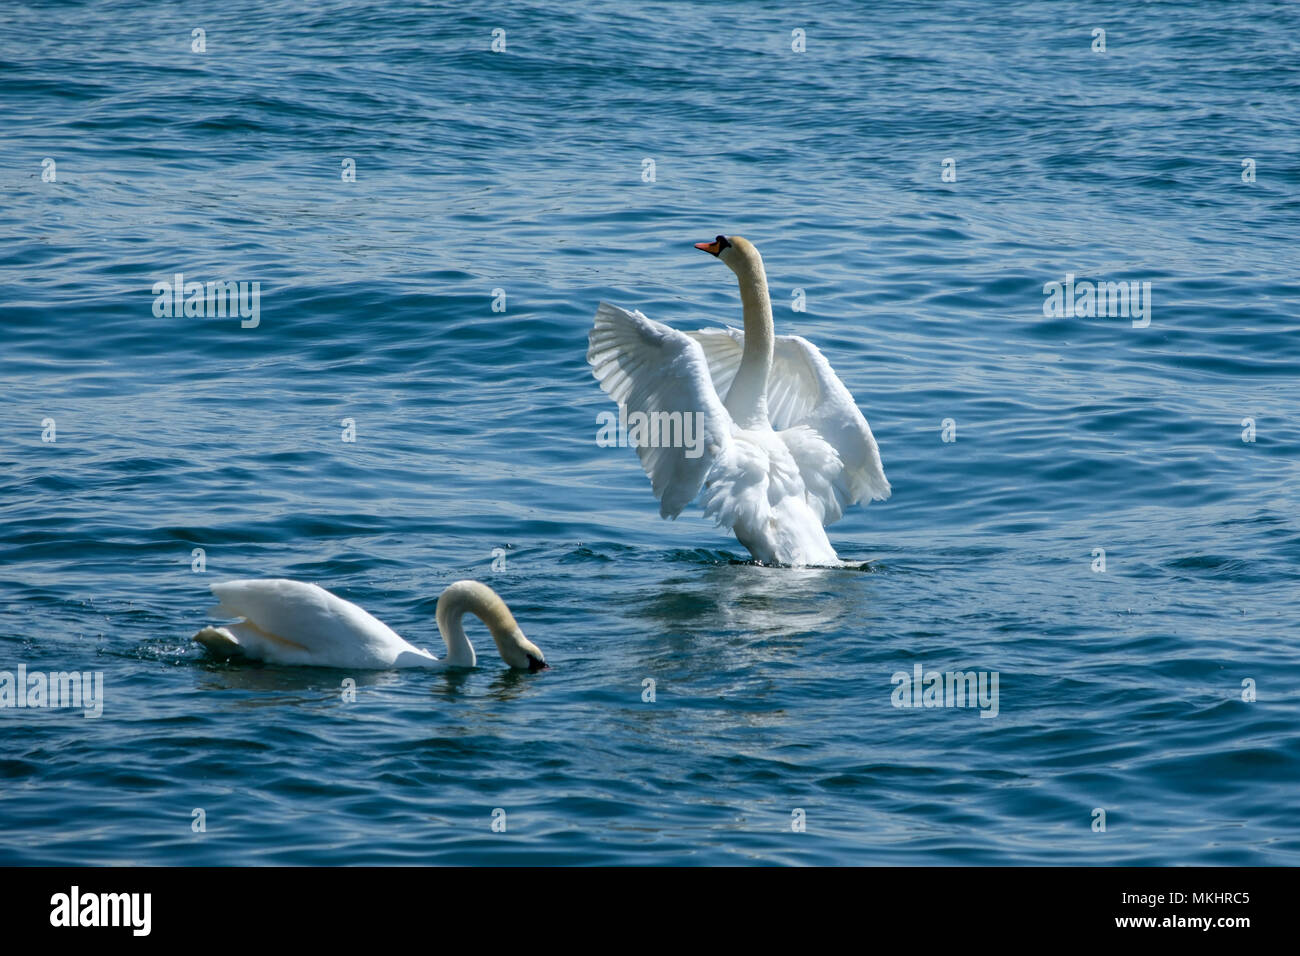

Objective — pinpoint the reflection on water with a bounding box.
[642,559,868,638]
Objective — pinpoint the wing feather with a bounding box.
[588,303,732,517]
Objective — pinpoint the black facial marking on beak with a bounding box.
[694,235,732,257]
[527,654,549,672]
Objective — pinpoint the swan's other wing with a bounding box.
[206,578,422,667]
[686,326,820,425]
[588,302,733,518]
[684,326,746,404]
[689,327,890,525]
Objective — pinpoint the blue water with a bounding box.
[2,0,1298,865]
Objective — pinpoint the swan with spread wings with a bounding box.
[587,235,890,566]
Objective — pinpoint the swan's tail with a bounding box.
[194,625,244,659]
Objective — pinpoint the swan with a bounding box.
[587,235,890,566]
[192,578,548,671]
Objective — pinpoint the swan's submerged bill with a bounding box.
[193,578,548,671]
[587,235,890,567]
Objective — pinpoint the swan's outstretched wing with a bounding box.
[688,326,890,524]
[206,579,422,667]
[588,302,733,517]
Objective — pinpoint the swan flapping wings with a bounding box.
[588,235,889,566]
[588,301,889,529]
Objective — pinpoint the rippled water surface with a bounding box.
[2,0,1299,864]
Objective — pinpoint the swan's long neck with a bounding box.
[434,580,522,668]
[723,248,774,428]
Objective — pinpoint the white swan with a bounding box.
[193,578,548,671]
[587,235,890,566]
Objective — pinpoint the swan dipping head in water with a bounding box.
[193,578,548,672]
[587,234,890,567]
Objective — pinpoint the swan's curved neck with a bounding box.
[434,581,520,667]
[434,606,477,668]
[724,253,773,427]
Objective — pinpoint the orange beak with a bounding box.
[695,239,722,255]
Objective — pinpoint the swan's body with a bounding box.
[193,578,547,671]
[587,235,889,566]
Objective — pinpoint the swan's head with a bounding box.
[694,234,761,276]
[436,580,548,671]
[493,624,549,672]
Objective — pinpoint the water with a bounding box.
[1,0,1298,865]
